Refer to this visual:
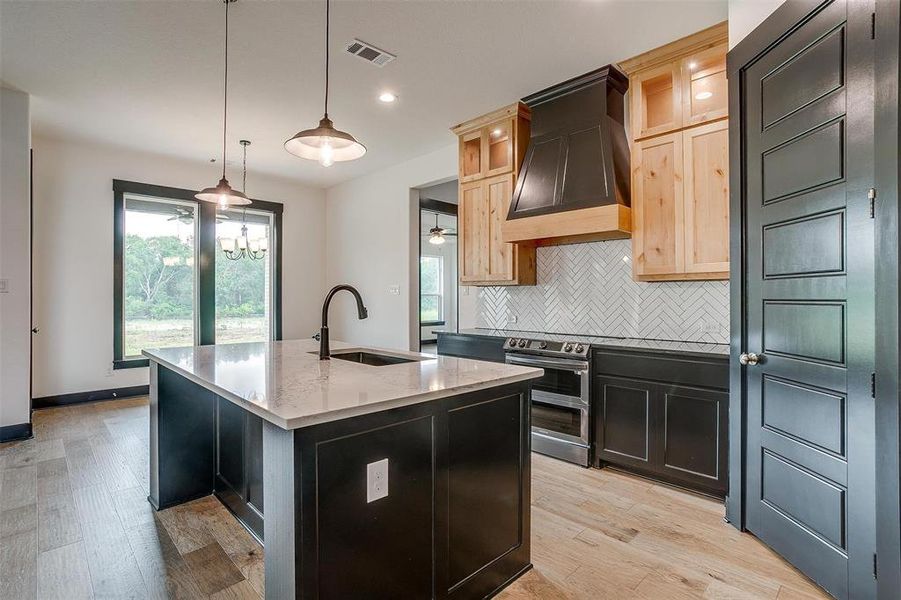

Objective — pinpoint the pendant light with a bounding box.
[284,0,366,166]
[220,140,267,261]
[197,0,250,208]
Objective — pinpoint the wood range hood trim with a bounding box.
[502,203,631,246]
[503,65,632,246]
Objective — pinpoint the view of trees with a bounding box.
[124,234,267,321]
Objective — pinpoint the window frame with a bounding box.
[420,254,445,326]
[113,179,283,369]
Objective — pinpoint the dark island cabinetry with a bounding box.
[216,397,265,540]
[593,349,728,497]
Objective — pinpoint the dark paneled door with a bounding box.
[735,0,875,598]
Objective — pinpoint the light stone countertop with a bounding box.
[143,338,542,430]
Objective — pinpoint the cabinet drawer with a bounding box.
[593,348,728,390]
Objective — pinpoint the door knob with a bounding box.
[739,352,760,366]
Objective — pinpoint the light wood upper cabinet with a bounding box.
[683,120,729,275]
[632,133,684,277]
[622,21,729,281]
[452,103,535,286]
[631,63,683,140]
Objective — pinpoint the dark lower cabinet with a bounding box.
[216,397,264,540]
[595,375,728,497]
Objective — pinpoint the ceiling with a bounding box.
[0,1,726,189]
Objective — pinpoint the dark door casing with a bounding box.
[729,1,875,598]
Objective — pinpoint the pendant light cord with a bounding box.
[324,0,329,118]
[242,141,247,192]
[221,0,230,179]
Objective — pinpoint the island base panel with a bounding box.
[148,363,216,510]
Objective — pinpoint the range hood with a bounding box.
[502,65,631,246]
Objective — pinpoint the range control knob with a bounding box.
[538,341,548,350]
[508,338,518,347]
[563,343,574,352]
[518,339,528,348]
[575,344,585,353]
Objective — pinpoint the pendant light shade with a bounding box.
[196,177,250,208]
[284,0,365,167]
[285,116,366,166]
[197,0,250,207]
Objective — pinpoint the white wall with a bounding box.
[728,0,786,48]
[31,136,326,398]
[325,143,457,351]
[0,88,32,428]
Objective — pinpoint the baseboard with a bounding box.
[0,421,33,443]
[32,384,149,409]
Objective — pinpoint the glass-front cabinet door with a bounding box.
[484,118,514,177]
[681,44,727,127]
[215,208,275,344]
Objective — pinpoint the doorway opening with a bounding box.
[417,180,458,354]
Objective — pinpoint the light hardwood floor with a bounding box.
[0,397,829,599]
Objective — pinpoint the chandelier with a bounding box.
[219,140,268,261]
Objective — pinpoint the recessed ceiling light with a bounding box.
[688,61,698,70]
[492,128,502,136]
[378,92,397,103]
[695,91,713,100]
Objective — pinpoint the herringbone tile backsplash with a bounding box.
[474,239,730,344]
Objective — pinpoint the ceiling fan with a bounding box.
[427,212,456,245]
[167,208,194,224]
[166,208,231,224]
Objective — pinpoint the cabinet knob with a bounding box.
[739,352,760,366]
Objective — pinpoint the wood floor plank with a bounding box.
[90,439,140,492]
[156,500,217,555]
[209,579,262,600]
[37,489,83,552]
[72,484,148,599]
[37,456,72,498]
[37,541,94,600]
[112,486,157,531]
[125,517,207,600]
[0,502,37,539]
[0,529,37,600]
[0,465,36,510]
[182,542,246,595]
[64,438,105,489]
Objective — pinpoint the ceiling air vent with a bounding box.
[346,39,396,67]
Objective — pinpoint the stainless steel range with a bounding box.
[503,336,591,467]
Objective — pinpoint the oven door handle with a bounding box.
[505,354,589,373]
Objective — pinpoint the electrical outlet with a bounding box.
[0,279,8,293]
[366,458,389,503]
[387,284,400,296]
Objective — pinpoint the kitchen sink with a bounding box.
[321,350,421,366]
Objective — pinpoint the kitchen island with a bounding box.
[143,338,541,599]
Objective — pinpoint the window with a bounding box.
[215,208,275,344]
[113,180,283,369]
[420,255,444,324]
[122,196,198,358]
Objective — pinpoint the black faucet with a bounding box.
[319,284,368,359]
